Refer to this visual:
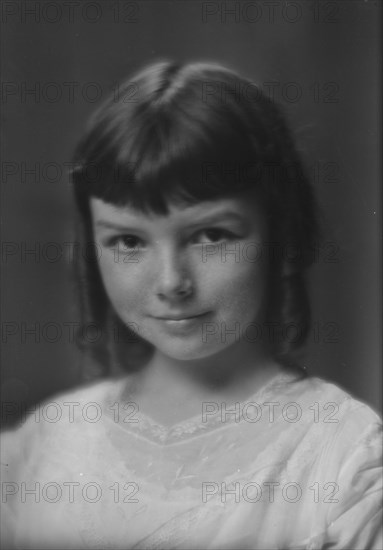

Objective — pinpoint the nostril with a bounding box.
[156,277,193,300]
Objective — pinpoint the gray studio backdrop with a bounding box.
[1,0,381,426]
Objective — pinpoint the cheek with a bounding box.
[197,252,268,313]
[97,258,148,318]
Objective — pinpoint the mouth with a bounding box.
[154,312,209,321]
[151,312,211,332]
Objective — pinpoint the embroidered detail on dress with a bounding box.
[106,372,298,446]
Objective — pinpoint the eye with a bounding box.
[108,235,144,250]
[192,228,237,244]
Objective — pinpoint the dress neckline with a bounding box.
[104,369,303,446]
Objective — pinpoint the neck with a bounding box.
[137,340,282,402]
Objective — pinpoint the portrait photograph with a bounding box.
[1,1,382,548]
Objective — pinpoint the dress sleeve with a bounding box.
[323,405,382,550]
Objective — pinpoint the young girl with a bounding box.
[1,61,381,549]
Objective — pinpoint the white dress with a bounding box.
[1,371,382,549]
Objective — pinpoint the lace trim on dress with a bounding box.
[104,371,300,445]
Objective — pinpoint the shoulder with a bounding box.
[3,374,130,429]
[48,375,129,409]
[0,376,131,471]
[272,373,382,463]
[284,373,381,425]
[287,375,382,469]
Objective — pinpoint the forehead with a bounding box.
[90,195,267,229]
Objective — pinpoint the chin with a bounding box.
[150,337,226,362]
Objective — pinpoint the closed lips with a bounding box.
[155,313,208,320]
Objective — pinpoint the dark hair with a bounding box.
[71,60,320,377]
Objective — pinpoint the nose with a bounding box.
[154,246,193,301]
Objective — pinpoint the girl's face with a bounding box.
[91,195,269,361]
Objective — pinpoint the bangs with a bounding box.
[72,63,277,215]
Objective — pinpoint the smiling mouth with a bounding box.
[150,312,212,335]
[154,312,209,321]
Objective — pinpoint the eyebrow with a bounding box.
[94,211,246,231]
